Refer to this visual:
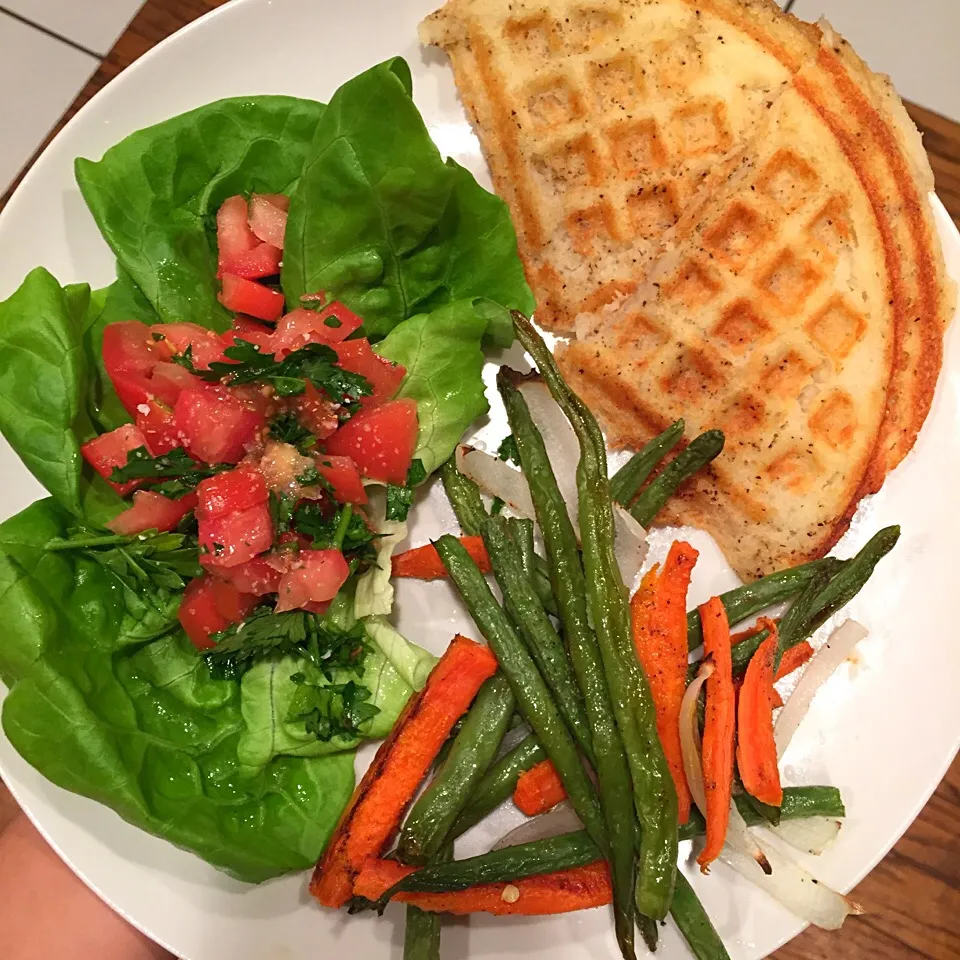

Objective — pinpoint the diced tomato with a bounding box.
[150,322,225,370]
[272,301,363,356]
[294,382,339,439]
[210,576,261,622]
[81,423,149,496]
[333,339,405,408]
[216,195,257,265]
[231,383,279,421]
[107,490,197,535]
[219,274,285,323]
[174,385,266,463]
[135,399,181,455]
[196,465,268,521]
[258,193,290,212]
[223,242,283,280]
[102,321,175,416]
[148,361,205,403]
[199,502,275,569]
[211,555,282,596]
[179,575,229,650]
[314,455,368,505]
[248,194,288,249]
[324,399,418,485]
[223,315,275,353]
[275,549,350,613]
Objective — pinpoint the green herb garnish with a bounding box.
[385,458,427,523]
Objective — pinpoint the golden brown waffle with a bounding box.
[420,0,820,331]
[558,26,952,578]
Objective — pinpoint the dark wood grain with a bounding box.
[1,2,959,958]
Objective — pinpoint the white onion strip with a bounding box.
[679,661,713,816]
[775,619,868,758]
[612,504,648,592]
[768,816,842,856]
[456,445,536,519]
[719,832,861,930]
[725,801,771,874]
[492,801,583,850]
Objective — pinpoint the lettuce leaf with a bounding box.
[282,58,533,340]
[75,96,326,331]
[0,498,355,882]
[378,298,505,474]
[0,268,123,524]
[364,616,438,692]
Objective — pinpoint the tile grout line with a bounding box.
[0,5,105,60]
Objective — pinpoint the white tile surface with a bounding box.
[0,14,96,192]
[792,0,960,120]
[3,0,144,55]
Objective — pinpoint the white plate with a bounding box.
[0,1,958,958]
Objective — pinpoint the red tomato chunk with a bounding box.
[325,399,418,485]
[107,490,197,535]
[81,423,149,496]
[135,399,181,455]
[196,466,268,521]
[179,574,258,650]
[211,555,282,596]
[333,340,405,409]
[275,549,350,613]
[315,455,367,505]
[151,322,225,370]
[219,274,284,323]
[199,502,274,569]
[174,385,266,464]
[248,194,288,249]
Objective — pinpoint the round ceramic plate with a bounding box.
[1,1,958,958]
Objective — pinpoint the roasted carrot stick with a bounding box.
[353,857,612,915]
[513,759,567,816]
[774,640,814,681]
[736,621,783,807]
[311,635,498,907]
[632,542,698,823]
[392,536,490,579]
[696,596,735,872]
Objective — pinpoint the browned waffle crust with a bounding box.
[422,0,952,578]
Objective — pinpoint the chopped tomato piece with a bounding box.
[107,490,197,535]
[211,555,282,596]
[135,399,181,455]
[333,339,405,408]
[216,195,257,267]
[325,399,418,485]
[275,549,350,612]
[199,502,274,569]
[150,322,225,370]
[210,576,261,622]
[257,193,290,212]
[248,194,288,249]
[272,301,363,355]
[222,242,283,281]
[148,361,205,402]
[223,315,275,352]
[315,455,368,505]
[219,274,285,323]
[179,575,229,650]
[102,320,176,416]
[196,465,268,521]
[174,385,266,464]
[294,382,339,439]
[81,423,149,496]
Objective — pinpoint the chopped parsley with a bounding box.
[295,465,323,486]
[176,338,372,404]
[497,434,520,466]
[385,459,427,523]
[268,491,297,534]
[287,678,380,742]
[109,447,230,496]
[267,411,316,453]
[293,501,377,562]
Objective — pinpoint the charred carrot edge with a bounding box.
[392,536,490,580]
[310,635,498,907]
[633,542,698,824]
[513,759,567,816]
[354,857,612,915]
[696,597,735,872]
[774,640,814,681]
[736,621,783,807]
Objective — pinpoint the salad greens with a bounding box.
[281,59,534,339]
[0,56,532,882]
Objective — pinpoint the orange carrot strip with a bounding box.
[513,759,567,816]
[310,635,498,907]
[774,640,814,681]
[353,857,612,915]
[696,596,735,872]
[632,542,698,823]
[736,620,783,807]
[770,689,784,709]
[392,536,490,580]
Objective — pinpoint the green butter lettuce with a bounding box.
[0,499,356,882]
[0,268,123,524]
[378,298,507,474]
[282,58,533,339]
[76,96,327,331]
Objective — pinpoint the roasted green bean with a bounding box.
[609,419,684,506]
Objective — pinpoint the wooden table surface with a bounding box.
[2,2,959,959]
